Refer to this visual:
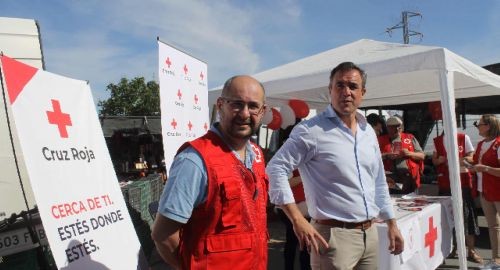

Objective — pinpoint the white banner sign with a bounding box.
[0,55,142,270]
[158,40,209,172]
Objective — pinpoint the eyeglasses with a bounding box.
[473,121,488,128]
[220,97,265,115]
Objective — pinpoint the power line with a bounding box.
[386,11,423,44]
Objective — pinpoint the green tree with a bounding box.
[98,77,161,116]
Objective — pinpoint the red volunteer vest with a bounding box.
[473,137,500,201]
[177,131,269,270]
[434,133,472,191]
[379,133,423,187]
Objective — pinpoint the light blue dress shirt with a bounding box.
[267,106,395,222]
[158,124,256,223]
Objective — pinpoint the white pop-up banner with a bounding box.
[0,55,142,270]
[158,39,209,172]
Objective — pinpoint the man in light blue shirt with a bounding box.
[267,62,404,270]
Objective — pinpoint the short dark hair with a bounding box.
[366,113,384,126]
[329,62,367,88]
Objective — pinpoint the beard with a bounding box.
[228,118,258,139]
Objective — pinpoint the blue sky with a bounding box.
[2,0,500,105]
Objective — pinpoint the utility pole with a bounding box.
[386,11,423,44]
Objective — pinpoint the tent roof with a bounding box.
[209,39,500,112]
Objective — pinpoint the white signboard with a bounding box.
[0,55,142,270]
[158,40,209,172]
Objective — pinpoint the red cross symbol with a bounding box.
[187,121,193,131]
[165,57,172,68]
[177,89,182,100]
[200,71,204,80]
[204,122,208,131]
[171,118,177,129]
[183,64,188,75]
[194,94,198,104]
[424,216,438,257]
[251,144,263,163]
[46,99,72,138]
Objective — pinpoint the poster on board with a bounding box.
[0,55,143,270]
[158,39,209,172]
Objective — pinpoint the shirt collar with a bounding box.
[210,123,255,168]
[325,105,368,129]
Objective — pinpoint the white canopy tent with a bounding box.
[209,39,500,110]
[209,39,500,270]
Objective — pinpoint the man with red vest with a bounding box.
[378,116,425,194]
[432,132,483,263]
[152,75,269,269]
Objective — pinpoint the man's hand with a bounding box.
[386,219,404,255]
[280,203,328,254]
[292,216,329,254]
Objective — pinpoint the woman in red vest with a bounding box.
[432,132,482,263]
[467,114,500,269]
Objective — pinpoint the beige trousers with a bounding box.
[480,194,500,260]
[310,222,378,270]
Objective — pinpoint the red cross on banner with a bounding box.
[165,57,172,68]
[187,120,193,131]
[177,89,182,100]
[424,216,438,257]
[46,99,72,138]
[200,71,204,80]
[183,64,188,74]
[194,94,198,104]
[171,118,177,129]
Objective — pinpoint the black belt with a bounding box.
[315,219,373,230]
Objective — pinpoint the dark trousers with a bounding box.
[277,208,311,270]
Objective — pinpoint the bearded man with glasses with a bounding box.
[152,75,269,270]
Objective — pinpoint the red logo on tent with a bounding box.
[183,64,188,75]
[165,57,172,68]
[177,89,182,100]
[187,121,193,131]
[424,216,438,257]
[171,118,177,129]
[200,71,204,80]
[46,99,72,138]
[194,94,198,104]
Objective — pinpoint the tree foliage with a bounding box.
[98,77,160,116]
